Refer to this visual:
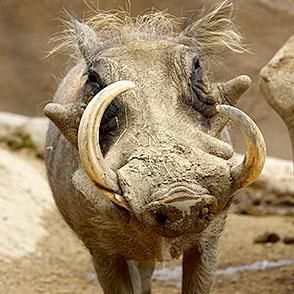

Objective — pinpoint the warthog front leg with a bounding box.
[92,251,139,294]
[137,260,156,294]
[182,238,219,294]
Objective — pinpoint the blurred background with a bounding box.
[0,0,293,159]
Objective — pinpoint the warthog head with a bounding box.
[45,1,265,238]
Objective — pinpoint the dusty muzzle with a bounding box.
[142,193,218,237]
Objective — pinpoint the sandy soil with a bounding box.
[0,149,293,293]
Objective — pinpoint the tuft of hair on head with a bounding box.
[48,12,101,65]
[48,1,245,62]
[48,8,180,60]
[86,9,180,42]
[177,0,245,56]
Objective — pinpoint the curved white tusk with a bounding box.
[78,80,136,201]
[216,104,266,189]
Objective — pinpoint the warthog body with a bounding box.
[45,2,265,293]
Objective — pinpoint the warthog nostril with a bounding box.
[199,207,210,219]
[154,211,168,225]
[201,207,209,215]
[199,206,215,221]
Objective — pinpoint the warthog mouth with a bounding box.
[137,185,219,238]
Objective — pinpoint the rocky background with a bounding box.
[0,1,293,293]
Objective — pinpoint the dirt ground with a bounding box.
[0,149,293,294]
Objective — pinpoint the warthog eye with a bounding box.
[84,69,121,154]
[189,57,217,118]
[85,69,119,135]
[100,99,121,155]
[191,58,203,84]
[87,69,104,95]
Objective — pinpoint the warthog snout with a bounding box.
[142,193,218,237]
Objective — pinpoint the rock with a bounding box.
[283,236,294,245]
[252,156,294,196]
[0,112,48,157]
[260,34,294,156]
[19,117,48,157]
[233,155,294,216]
[254,232,280,244]
[0,148,54,262]
[0,112,28,138]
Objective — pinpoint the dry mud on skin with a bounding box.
[0,150,293,294]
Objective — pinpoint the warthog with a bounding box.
[44,1,266,293]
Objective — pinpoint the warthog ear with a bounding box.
[67,18,101,65]
[44,101,85,146]
[177,0,244,56]
[207,75,252,137]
